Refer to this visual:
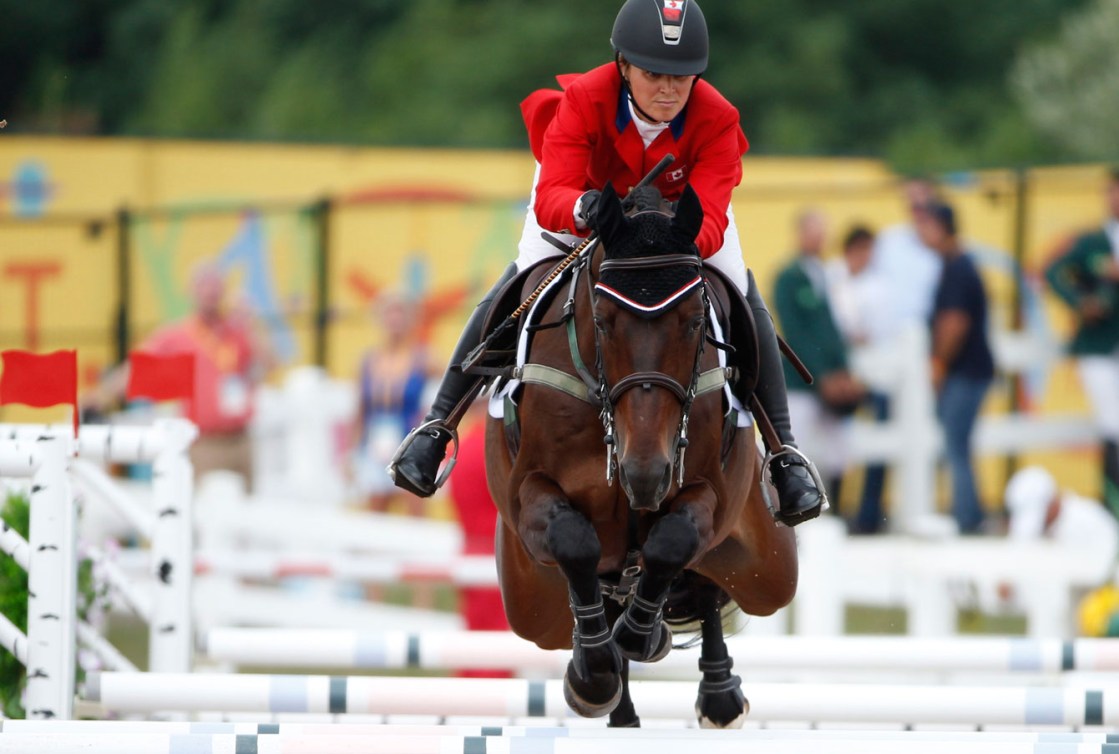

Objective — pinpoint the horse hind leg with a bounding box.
[545,506,623,718]
[694,581,748,729]
[607,658,640,728]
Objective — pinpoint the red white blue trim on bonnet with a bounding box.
[594,275,704,315]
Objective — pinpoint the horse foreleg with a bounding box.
[694,580,747,729]
[613,496,708,663]
[518,475,622,718]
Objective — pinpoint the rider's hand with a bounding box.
[576,190,602,231]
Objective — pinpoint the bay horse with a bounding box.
[484,183,798,728]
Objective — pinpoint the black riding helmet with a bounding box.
[611,0,709,77]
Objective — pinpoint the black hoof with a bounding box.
[563,658,622,718]
[696,676,748,729]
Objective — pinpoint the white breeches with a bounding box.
[1078,354,1119,440]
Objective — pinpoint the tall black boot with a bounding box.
[744,271,828,526]
[389,264,519,497]
[1104,439,1119,520]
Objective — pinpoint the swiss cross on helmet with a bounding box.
[611,0,709,76]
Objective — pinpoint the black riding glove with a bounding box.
[577,190,602,231]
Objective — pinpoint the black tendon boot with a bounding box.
[744,271,828,526]
[389,264,519,497]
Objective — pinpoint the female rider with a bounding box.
[390,0,826,526]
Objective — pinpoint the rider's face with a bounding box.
[622,63,695,124]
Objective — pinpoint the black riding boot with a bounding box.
[389,264,519,498]
[744,271,828,526]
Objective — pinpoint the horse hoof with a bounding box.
[696,688,749,729]
[613,618,673,663]
[563,659,623,718]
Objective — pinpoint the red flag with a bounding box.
[126,351,195,402]
[0,349,79,435]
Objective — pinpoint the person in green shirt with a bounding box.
[1045,167,1119,518]
[773,209,866,509]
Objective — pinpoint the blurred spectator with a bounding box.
[1006,465,1118,552]
[921,201,995,534]
[774,210,866,505]
[86,262,273,488]
[1045,167,1119,519]
[871,178,944,331]
[350,291,434,516]
[827,225,891,533]
[1005,466,1119,636]
[447,404,511,678]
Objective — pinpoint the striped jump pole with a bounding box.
[11,721,1119,741]
[4,727,1119,754]
[84,672,1119,727]
[201,629,1119,675]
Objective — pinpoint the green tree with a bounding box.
[1011,0,1119,160]
[0,0,1101,170]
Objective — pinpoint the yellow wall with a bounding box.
[0,136,1111,506]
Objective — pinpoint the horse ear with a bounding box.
[672,184,704,243]
[596,182,626,245]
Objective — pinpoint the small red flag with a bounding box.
[0,349,79,435]
[126,351,195,402]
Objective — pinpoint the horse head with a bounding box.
[592,182,706,511]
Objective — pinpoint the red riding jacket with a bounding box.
[521,63,749,259]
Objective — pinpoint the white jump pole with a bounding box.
[1,436,77,721]
[194,551,498,586]
[201,630,1119,676]
[0,520,32,665]
[10,721,1119,743]
[0,612,27,666]
[0,729,1117,754]
[4,733,1112,754]
[85,672,1119,726]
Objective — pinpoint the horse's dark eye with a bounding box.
[690,316,705,333]
[594,317,608,334]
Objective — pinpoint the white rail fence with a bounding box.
[0,420,196,719]
[847,326,1097,533]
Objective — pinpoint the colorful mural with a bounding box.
[0,136,1112,501]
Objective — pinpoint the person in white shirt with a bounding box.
[871,179,944,333]
[1006,465,1118,565]
[827,226,893,533]
[828,226,894,348]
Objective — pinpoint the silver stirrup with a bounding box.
[760,445,830,524]
[386,419,461,493]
